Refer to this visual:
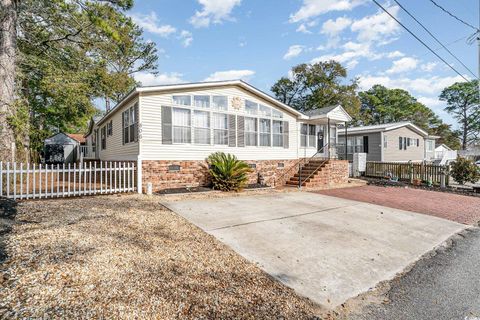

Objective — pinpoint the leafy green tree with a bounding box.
[358,85,461,149]
[450,157,480,185]
[271,61,361,119]
[1,0,158,161]
[439,80,480,150]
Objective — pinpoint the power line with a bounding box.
[371,0,470,82]
[429,0,479,31]
[393,0,477,79]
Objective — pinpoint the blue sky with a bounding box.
[129,0,478,127]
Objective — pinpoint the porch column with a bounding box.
[344,122,348,160]
[327,117,330,158]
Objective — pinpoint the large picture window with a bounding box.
[259,118,271,146]
[245,117,257,146]
[173,107,191,143]
[193,110,210,144]
[272,120,283,147]
[213,113,228,145]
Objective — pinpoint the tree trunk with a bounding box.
[0,0,18,162]
[462,106,468,150]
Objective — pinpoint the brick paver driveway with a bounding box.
[316,186,480,225]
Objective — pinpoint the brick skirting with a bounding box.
[141,159,349,192]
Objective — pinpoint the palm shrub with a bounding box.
[450,156,480,185]
[207,152,252,191]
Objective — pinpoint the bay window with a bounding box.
[272,120,283,147]
[172,107,191,143]
[245,117,257,146]
[259,118,271,146]
[213,113,228,145]
[193,110,210,144]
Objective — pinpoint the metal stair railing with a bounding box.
[297,142,330,188]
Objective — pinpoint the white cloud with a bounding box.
[134,72,185,86]
[190,0,242,28]
[321,16,352,37]
[386,50,405,58]
[289,0,365,23]
[283,45,305,60]
[417,96,443,108]
[130,12,176,37]
[179,30,193,47]
[296,20,319,34]
[351,6,400,43]
[386,57,419,74]
[204,69,255,81]
[421,62,438,72]
[312,41,382,66]
[358,74,466,95]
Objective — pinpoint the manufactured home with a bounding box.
[83,80,351,191]
[337,122,438,162]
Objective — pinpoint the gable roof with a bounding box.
[339,121,430,137]
[96,80,308,127]
[67,133,86,144]
[44,132,79,145]
[304,105,352,122]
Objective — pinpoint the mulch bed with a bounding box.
[0,194,322,319]
[155,184,270,195]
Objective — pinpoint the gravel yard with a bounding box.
[0,194,322,319]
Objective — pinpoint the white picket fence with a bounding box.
[0,161,136,200]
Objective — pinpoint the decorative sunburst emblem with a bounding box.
[231,97,243,110]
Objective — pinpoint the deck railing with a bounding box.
[80,145,96,159]
[365,161,449,185]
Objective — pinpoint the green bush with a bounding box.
[450,156,480,185]
[207,152,252,191]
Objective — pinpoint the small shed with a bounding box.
[44,132,82,164]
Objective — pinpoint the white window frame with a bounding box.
[259,118,271,147]
[272,120,284,147]
[122,106,136,144]
[172,107,192,144]
[193,110,210,145]
[244,117,258,147]
[212,112,228,145]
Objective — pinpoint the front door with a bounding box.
[317,126,325,153]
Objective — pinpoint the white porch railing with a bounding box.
[0,161,135,200]
[80,145,96,159]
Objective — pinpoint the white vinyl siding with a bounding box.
[139,86,299,160]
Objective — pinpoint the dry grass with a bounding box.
[0,194,323,319]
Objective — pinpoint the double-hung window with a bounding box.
[213,113,228,145]
[101,126,106,150]
[308,124,316,147]
[347,138,354,154]
[129,107,135,143]
[259,118,271,146]
[193,110,210,144]
[272,120,283,147]
[245,117,257,146]
[172,107,191,143]
[354,136,364,153]
[107,120,112,136]
[300,124,308,147]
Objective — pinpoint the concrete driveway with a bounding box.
[163,192,466,309]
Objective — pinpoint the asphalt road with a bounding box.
[350,228,480,320]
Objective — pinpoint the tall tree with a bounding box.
[359,85,461,149]
[1,0,158,160]
[271,61,361,119]
[439,80,480,150]
[0,0,18,162]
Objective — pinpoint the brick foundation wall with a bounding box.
[141,159,301,192]
[141,159,349,192]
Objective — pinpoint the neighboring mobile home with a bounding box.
[337,122,438,162]
[84,80,351,191]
